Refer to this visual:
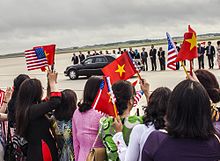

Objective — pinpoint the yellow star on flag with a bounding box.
[45,51,49,59]
[115,64,125,77]
[186,33,197,51]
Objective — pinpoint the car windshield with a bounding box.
[84,58,93,64]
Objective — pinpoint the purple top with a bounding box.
[214,121,220,134]
[72,109,104,161]
[142,131,220,161]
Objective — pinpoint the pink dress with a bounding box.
[72,108,104,161]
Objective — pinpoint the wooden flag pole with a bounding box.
[137,72,142,80]
[190,60,193,76]
[181,61,190,79]
[113,103,118,117]
[106,76,118,117]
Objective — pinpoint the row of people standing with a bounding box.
[71,40,220,71]
[197,41,220,69]
[71,46,167,71]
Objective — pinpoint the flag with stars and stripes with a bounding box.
[166,32,178,70]
[127,52,142,72]
[24,48,48,71]
[133,90,144,107]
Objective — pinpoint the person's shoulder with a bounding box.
[146,131,168,147]
[132,124,152,134]
[142,130,168,157]
[148,130,168,141]
[72,108,80,118]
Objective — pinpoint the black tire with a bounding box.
[68,69,78,80]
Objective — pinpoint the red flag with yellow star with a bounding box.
[175,25,198,62]
[102,52,137,84]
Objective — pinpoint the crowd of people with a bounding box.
[0,67,219,161]
[71,41,220,71]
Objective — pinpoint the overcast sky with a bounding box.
[0,0,219,54]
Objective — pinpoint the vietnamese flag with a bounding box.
[175,25,198,62]
[91,52,138,117]
[102,52,138,84]
[92,79,116,116]
[34,44,56,65]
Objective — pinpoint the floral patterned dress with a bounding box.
[53,118,74,161]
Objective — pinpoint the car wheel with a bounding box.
[69,69,78,80]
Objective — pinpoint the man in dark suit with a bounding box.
[129,47,135,59]
[197,43,205,69]
[158,47,166,70]
[71,53,79,64]
[149,44,157,71]
[141,47,148,71]
[79,51,85,63]
[205,41,216,69]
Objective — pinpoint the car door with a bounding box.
[93,56,108,75]
[78,57,95,75]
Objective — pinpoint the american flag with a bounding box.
[166,32,178,70]
[127,52,141,72]
[92,80,105,109]
[24,47,48,71]
[133,90,144,107]
[0,89,5,106]
[106,76,116,104]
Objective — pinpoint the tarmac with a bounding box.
[0,52,220,115]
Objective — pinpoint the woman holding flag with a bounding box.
[99,79,149,161]
[72,77,104,161]
[15,70,61,161]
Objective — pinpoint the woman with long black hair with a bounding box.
[16,71,61,161]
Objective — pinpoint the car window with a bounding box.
[106,56,115,62]
[94,57,107,63]
[84,58,93,64]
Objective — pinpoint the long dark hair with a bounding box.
[143,87,171,130]
[195,69,220,103]
[78,77,102,112]
[54,89,77,121]
[167,80,215,139]
[16,79,43,138]
[8,74,30,127]
[112,80,134,116]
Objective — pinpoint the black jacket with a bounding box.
[149,48,157,59]
[205,45,215,56]
[197,47,205,56]
[158,51,165,59]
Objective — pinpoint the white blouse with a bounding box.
[112,124,155,161]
